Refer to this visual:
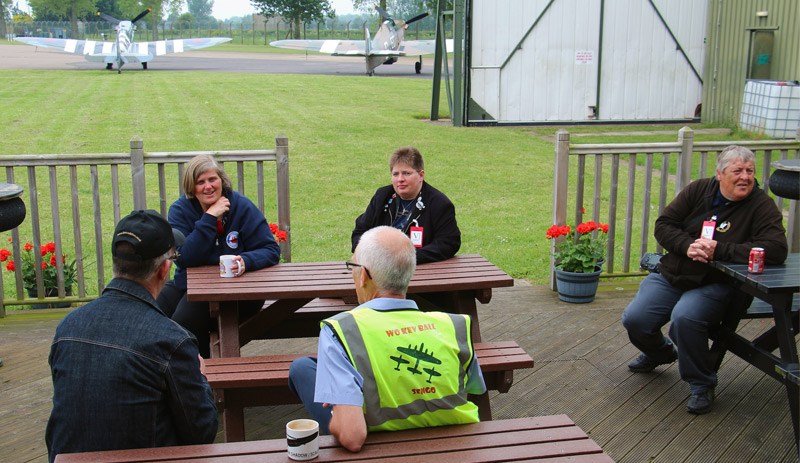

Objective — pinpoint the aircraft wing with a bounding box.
[271,39,368,56]
[130,37,232,60]
[150,37,232,52]
[14,36,231,59]
[401,38,454,55]
[14,37,97,54]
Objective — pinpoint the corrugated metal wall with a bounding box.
[599,0,706,120]
[468,0,707,124]
[702,0,800,125]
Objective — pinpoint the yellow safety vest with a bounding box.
[323,307,480,431]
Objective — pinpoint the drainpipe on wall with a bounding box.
[710,0,722,122]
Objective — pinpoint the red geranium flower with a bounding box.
[547,213,610,273]
[2,239,77,292]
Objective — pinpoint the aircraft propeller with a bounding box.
[373,5,429,28]
[97,8,151,25]
[132,9,152,23]
[374,5,392,21]
[404,12,430,26]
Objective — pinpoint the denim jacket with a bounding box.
[46,278,218,462]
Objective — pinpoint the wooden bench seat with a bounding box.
[711,294,799,373]
[743,294,799,318]
[749,296,799,385]
[205,341,534,442]
[260,298,359,338]
[209,298,358,357]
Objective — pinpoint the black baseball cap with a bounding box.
[112,210,186,261]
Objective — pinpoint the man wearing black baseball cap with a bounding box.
[45,210,218,462]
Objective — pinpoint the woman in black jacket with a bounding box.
[351,146,460,264]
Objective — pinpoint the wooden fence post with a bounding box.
[130,136,146,210]
[275,134,291,262]
[551,130,570,290]
[676,126,694,195]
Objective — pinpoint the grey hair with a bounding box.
[113,245,171,282]
[354,226,416,295]
[717,145,756,173]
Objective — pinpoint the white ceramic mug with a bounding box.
[219,255,236,278]
[286,419,319,461]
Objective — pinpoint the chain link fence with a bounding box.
[4,16,441,45]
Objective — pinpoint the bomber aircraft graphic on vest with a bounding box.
[391,343,443,383]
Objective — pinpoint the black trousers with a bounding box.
[157,280,264,358]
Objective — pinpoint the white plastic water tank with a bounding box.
[740,80,800,138]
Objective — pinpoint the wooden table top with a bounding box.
[187,254,514,302]
[55,415,615,463]
[711,253,799,295]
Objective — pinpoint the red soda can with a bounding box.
[748,247,765,273]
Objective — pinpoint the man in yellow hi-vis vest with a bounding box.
[288,226,486,452]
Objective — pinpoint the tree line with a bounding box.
[1,0,449,41]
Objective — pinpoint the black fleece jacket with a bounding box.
[655,177,787,289]
[351,181,461,264]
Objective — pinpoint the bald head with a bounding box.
[354,226,416,295]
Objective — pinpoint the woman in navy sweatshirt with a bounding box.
[157,155,281,357]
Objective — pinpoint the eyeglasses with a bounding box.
[345,261,371,279]
[168,251,180,261]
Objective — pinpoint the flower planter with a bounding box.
[26,287,73,309]
[554,267,602,303]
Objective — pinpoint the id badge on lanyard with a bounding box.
[701,215,716,240]
[410,226,423,247]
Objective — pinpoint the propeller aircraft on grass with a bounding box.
[14,9,231,73]
[270,5,453,75]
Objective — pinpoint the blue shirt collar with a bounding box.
[356,297,418,311]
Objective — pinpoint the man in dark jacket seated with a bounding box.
[622,145,787,415]
[352,146,460,264]
[45,211,218,462]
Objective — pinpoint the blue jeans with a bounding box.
[622,273,734,395]
[288,357,332,434]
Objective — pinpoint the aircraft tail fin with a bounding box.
[365,26,371,55]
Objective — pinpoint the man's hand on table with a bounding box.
[325,403,367,453]
[687,238,717,263]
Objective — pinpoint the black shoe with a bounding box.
[627,348,678,373]
[687,390,714,414]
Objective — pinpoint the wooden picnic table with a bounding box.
[187,254,514,357]
[54,415,615,462]
[709,253,799,455]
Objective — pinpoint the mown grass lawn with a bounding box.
[0,64,750,286]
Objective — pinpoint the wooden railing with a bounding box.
[0,135,290,315]
[551,127,799,290]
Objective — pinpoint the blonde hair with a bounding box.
[182,155,232,199]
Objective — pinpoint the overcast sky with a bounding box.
[213,0,356,19]
[14,0,357,19]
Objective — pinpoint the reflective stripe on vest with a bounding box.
[325,308,478,429]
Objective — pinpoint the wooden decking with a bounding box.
[1,282,797,462]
